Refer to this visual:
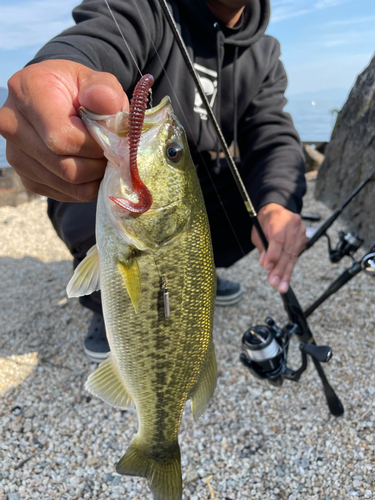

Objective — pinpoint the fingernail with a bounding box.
[279,281,289,294]
[270,275,280,287]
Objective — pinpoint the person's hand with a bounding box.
[251,203,308,293]
[0,60,128,202]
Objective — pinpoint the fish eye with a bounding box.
[166,142,183,162]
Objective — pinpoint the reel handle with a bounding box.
[300,343,332,362]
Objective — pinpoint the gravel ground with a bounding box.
[0,178,374,500]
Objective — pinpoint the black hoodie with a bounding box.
[31,0,306,267]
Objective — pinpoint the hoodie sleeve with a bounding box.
[238,36,306,214]
[28,0,165,91]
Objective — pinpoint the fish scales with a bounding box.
[67,94,217,500]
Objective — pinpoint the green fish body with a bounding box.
[67,97,217,500]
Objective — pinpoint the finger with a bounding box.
[271,252,297,293]
[267,226,301,291]
[262,237,283,272]
[7,61,127,158]
[20,176,100,203]
[267,248,297,292]
[3,108,107,184]
[6,143,101,202]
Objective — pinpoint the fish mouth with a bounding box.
[79,96,172,133]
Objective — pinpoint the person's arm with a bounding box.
[0,0,164,202]
[238,36,307,293]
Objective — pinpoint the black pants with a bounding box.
[48,155,255,312]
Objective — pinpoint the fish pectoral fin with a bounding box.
[190,343,217,421]
[117,255,141,313]
[116,437,182,500]
[85,355,133,409]
[66,244,100,298]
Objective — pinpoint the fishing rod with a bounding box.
[303,167,375,252]
[157,0,344,416]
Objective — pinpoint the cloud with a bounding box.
[324,15,375,26]
[320,29,375,48]
[271,0,352,23]
[0,0,78,50]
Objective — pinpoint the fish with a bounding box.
[66,75,217,500]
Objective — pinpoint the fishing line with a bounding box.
[102,0,246,258]
[131,0,247,257]
[103,0,143,80]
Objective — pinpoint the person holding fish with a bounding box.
[0,0,308,363]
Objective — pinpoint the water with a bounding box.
[285,98,341,143]
[0,88,347,167]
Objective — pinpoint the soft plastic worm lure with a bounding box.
[110,74,154,213]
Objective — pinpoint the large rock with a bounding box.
[315,55,375,248]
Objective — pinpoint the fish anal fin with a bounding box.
[190,344,217,421]
[116,437,182,500]
[117,254,141,313]
[85,355,133,409]
[66,244,100,298]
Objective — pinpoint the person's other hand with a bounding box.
[251,203,308,293]
[0,60,128,202]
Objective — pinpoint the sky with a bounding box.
[0,0,374,141]
[0,0,374,93]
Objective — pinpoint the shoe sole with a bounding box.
[83,344,110,363]
[215,287,244,307]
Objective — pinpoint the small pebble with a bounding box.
[8,494,21,500]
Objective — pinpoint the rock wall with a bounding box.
[315,54,375,248]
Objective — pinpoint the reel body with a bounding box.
[328,231,363,263]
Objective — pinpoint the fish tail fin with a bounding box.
[116,437,182,500]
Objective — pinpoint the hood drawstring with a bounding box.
[232,46,239,163]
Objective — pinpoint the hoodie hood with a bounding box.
[175,0,270,47]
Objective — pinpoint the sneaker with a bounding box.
[215,276,243,306]
[84,312,110,362]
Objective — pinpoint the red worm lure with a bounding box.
[109,74,154,213]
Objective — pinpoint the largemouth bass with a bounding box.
[67,78,217,500]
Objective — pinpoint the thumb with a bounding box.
[77,66,129,115]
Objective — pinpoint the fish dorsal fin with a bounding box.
[85,355,134,409]
[190,343,217,421]
[66,245,100,298]
[117,255,141,313]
